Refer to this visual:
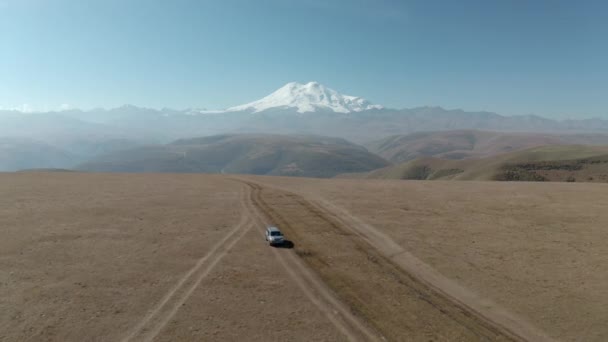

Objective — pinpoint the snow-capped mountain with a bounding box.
[226,81,384,113]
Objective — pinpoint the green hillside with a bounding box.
[367,130,608,163]
[365,145,608,183]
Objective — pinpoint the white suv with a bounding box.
[265,226,284,246]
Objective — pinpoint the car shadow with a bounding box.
[273,240,295,249]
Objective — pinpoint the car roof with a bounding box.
[267,226,281,232]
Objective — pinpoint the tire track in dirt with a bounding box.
[246,178,553,342]
[301,196,554,342]
[235,179,383,342]
[121,186,254,342]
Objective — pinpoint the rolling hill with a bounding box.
[367,130,608,163]
[77,134,390,177]
[362,145,608,182]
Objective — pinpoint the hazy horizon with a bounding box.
[1,0,606,119]
[0,80,605,121]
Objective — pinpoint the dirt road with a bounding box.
[0,173,357,341]
[237,177,550,341]
[252,177,608,341]
[4,173,605,341]
[237,180,382,342]
[121,186,254,342]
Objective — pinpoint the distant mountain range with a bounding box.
[2,82,608,144]
[2,82,608,172]
[224,81,384,113]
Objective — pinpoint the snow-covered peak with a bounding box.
[226,82,383,113]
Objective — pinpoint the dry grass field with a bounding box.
[0,173,350,341]
[2,172,608,341]
[254,176,608,341]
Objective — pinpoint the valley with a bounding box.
[3,82,608,180]
[76,134,389,177]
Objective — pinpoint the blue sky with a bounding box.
[0,0,606,118]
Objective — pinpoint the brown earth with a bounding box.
[2,172,607,341]
[253,176,608,341]
[0,173,352,341]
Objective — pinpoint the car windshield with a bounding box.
[270,231,282,236]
